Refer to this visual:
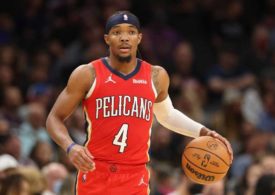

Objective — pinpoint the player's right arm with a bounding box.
[46,64,95,172]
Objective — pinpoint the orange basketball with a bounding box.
[182,136,230,185]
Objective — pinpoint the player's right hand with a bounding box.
[67,144,95,173]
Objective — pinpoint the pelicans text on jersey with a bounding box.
[82,57,157,165]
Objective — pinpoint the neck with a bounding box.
[108,54,137,75]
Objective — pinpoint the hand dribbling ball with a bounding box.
[182,136,230,185]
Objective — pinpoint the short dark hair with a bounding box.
[255,174,275,195]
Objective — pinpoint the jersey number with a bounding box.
[113,124,129,153]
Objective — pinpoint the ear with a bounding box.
[137,33,142,45]
[104,34,110,45]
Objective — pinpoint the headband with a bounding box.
[105,12,140,34]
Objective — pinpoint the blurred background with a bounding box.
[0,0,275,194]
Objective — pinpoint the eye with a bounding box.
[112,31,120,35]
[129,31,137,35]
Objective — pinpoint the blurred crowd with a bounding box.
[0,0,275,194]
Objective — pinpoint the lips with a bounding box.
[119,45,131,53]
[119,48,130,53]
[119,45,131,49]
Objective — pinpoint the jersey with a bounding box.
[82,57,157,165]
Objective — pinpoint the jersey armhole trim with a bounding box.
[85,62,96,99]
[151,80,158,98]
[85,79,96,99]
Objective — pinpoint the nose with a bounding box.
[119,32,129,42]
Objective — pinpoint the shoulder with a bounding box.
[151,65,169,83]
[67,63,95,93]
[151,65,168,75]
[71,63,95,77]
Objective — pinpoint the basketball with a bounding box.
[182,136,230,185]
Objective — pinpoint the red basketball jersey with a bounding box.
[82,58,157,165]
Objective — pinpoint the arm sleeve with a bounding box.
[153,96,204,138]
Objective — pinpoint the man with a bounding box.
[46,11,233,195]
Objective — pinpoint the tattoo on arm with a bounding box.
[152,67,161,94]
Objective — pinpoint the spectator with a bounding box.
[170,41,206,123]
[202,179,225,195]
[150,124,174,163]
[42,162,68,195]
[255,174,275,195]
[206,47,255,108]
[19,166,47,195]
[260,154,275,175]
[30,141,54,169]
[257,89,275,133]
[0,172,30,195]
[18,102,51,158]
[241,25,270,77]
[1,86,23,128]
[59,173,75,195]
[234,162,263,195]
[65,107,86,145]
[211,88,243,142]
[0,154,18,180]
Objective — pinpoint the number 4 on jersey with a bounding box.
[113,124,129,153]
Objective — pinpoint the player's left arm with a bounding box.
[152,66,233,163]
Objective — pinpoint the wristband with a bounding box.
[66,142,76,154]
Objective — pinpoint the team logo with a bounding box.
[105,74,116,83]
[82,174,87,183]
[123,14,128,21]
[207,141,218,150]
[138,175,148,186]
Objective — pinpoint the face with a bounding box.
[34,142,53,167]
[104,23,142,62]
[18,180,30,195]
[247,164,263,188]
[6,177,30,195]
[261,156,275,174]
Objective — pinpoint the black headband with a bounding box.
[105,12,140,34]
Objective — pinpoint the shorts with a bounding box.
[75,160,150,195]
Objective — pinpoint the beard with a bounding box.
[115,54,132,63]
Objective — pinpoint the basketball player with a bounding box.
[46,11,233,195]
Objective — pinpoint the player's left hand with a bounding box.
[200,127,233,164]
